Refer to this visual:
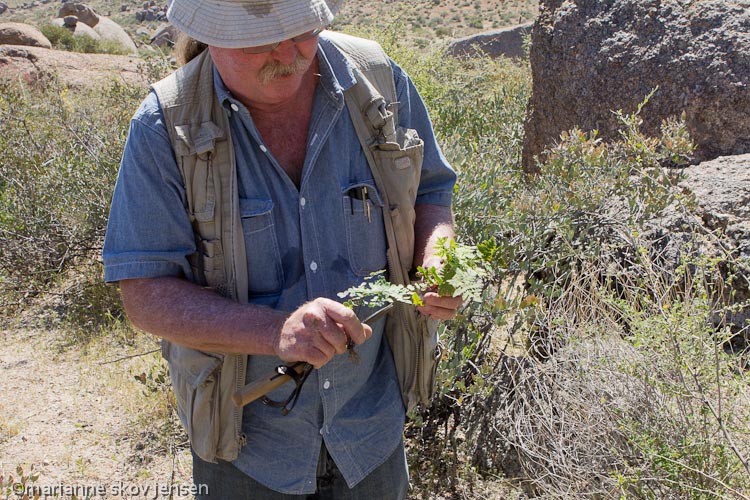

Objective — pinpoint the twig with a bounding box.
[98,348,159,365]
[644,458,750,500]
[686,360,750,476]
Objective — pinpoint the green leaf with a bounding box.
[337,238,490,308]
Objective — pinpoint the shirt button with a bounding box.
[300,197,306,207]
[259,144,268,153]
[323,379,331,390]
[310,261,318,272]
[230,103,239,112]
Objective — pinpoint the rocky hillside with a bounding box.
[0,0,539,50]
[0,43,143,86]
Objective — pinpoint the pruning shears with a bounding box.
[232,303,393,408]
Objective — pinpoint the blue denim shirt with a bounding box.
[103,34,455,494]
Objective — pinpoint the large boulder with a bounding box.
[646,154,750,348]
[0,22,51,48]
[447,22,532,59]
[0,44,142,87]
[58,2,98,27]
[678,154,750,261]
[51,16,101,41]
[94,17,137,53]
[522,0,750,172]
[57,2,137,54]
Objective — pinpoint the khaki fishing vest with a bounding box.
[152,31,439,464]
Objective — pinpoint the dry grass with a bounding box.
[461,236,750,499]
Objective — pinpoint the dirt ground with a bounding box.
[0,324,194,500]
[0,322,526,500]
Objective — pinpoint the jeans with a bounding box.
[192,440,409,499]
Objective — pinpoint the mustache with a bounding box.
[258,54,311,84]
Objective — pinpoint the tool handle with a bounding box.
[232,362,306,407]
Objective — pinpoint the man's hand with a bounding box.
[417,254,464,320]
[276,298,372,368]
[418,292,463,320]
[413,204,462,320]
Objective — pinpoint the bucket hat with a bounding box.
[167,0,343,48]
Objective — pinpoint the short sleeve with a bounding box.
[102,92,197,283]
[391,61,456,207]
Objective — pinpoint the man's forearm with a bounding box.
[120,277,370,367]
[120,276,286,355]
[413,203,456,269]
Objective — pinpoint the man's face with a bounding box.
[209,34,320,110]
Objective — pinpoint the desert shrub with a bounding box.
[383,43,749,497]
[421,95,748,497]
[467,16,484,29]
[435,26,452,37]
[40,23,130,55]
[0,75,148,328]
[465,255,750,498]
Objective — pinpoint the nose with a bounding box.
[271,39,298,65]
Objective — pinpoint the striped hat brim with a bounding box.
[167,0,343,48]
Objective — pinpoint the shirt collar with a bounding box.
[317,33,357,92]
[213,64,233,107]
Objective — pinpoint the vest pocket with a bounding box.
[370,129,423,277]
[342,182,387,276]
[370,130,423,205]
[163,342,223,462]
[385,303,440,411]
[239,198,284,296]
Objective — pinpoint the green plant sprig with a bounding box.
[417,237,491,302]
[338,238,490,309]
[338,272,422,309]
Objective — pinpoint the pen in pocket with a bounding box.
[348,186,373,223]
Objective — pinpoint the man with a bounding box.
[103,0,460,497]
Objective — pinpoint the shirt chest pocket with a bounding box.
[342,182,387,276]
[240,198,284,296]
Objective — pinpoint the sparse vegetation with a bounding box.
[0,75,138,329]
[39,24,131,55]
